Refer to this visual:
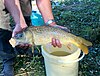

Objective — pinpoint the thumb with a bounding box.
[12,31,17,37]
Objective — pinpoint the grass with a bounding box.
[0,0,100,76]
[14,1,100,76]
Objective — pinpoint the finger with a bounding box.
[53,25,70,32]
[61,28,70,32]
[12,31,18,37]
[12,32,15,37]
[52,38,56,47]
[18,44,29,49]
[55,39,62,48]
[28,44,32,47]
[17,43,27,47]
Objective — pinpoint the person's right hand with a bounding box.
[50,25,70,48]
[53,25,70,32]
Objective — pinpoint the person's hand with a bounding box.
[12,24,27,37]
[51,38,62,48]
[50,25,70,48]
[53,25,70,32]
[12,24,32,49]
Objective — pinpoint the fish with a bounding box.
[9,26,92,54]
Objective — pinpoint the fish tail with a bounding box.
[78,37,92,46]
[68,40,89,54]
[78,44,89,54]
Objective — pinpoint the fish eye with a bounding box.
[15,33,23,39]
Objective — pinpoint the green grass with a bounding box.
[15,1,100,76]
[0,0,100,76]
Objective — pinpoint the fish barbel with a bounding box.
[10,26,92,54]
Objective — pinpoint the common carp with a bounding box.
[10,26,92,54]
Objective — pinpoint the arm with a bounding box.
[36,0,70,47]
[36,0,56,26]
[36,0,62,47]
[4,0,27,37]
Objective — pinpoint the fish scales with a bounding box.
[29,26,72,45]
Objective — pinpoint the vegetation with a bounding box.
[0,0,100,76]
[15,0,100,76]
[53,1,100,76]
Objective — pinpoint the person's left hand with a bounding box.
[50,25,70,48]
[12,24,32,49]
[12,24,27,37]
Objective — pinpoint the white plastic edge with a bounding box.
[58,52,85,64]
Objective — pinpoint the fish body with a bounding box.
[10,26,92,54]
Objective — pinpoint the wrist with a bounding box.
[16,22,27,29]
[49,22,57,26]
[45,19,57,26]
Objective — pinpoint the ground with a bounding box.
[0,0,100,76]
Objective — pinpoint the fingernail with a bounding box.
[56,39,62,48]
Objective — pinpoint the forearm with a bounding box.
[4,0,27,28]
[36,0,56,25]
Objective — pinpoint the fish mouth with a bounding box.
[9,38,16,47]
[9,38,26,47]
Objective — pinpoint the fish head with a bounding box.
[9,30,33,47]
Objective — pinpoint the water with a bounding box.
[50,51,71,56]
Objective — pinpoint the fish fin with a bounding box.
[78,37,92,46]
[31,46,34,54]
[69,40,89,54]
[66,44,72,50]
[78,44,89,54]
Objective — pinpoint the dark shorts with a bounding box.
[0,28,16,60]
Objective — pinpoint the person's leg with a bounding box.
[19,0,32,16]
[24,16,31,26]
[0,29,16,76]
[20,0,32,26]
[2,57,15,76]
